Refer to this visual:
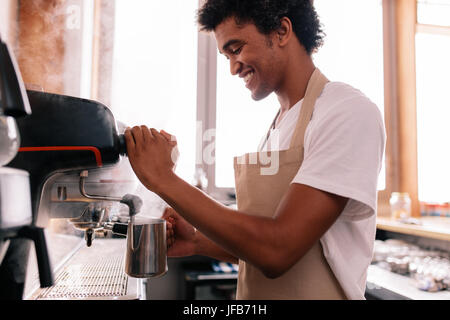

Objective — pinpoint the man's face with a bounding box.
[214,17,283,101]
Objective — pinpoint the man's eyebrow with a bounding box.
[222,39,243,53]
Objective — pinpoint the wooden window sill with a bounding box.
[376,216,450,242]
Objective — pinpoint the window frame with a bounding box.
[414,1,450,206]
[370,0,450,217]
[196,30,237,201]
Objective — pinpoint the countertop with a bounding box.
[24,230,84,299]
[24,232,143,300]
[366,265,450,300]
[23,226,450,300]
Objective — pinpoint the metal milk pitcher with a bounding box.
[125,217,167,278]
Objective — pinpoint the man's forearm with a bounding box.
[155,172,278,274]
[195,231,239,265]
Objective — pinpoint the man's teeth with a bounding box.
[244,72,254,83]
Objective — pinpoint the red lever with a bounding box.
[19,146,103,167]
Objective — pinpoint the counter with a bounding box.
[373,216,450,300]
[366,264,450,300]
[180,261,450,300]
[22,219,450,300]
[24,231,84,298]
[25,233,144,300]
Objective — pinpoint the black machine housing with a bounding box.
[8,90,127,225]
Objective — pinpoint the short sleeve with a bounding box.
[292,96,386,219]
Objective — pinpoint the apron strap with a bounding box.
[258,109,280,152]
[289,68,329,149]
[258,68,329,152]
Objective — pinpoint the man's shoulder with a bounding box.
[315,81,382,120]
[321,81,372,104]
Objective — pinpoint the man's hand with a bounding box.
[163,207,197,257]
[124,126,179,192]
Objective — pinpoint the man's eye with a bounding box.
[231,46,242,55]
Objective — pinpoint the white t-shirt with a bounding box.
[261,81,386,300]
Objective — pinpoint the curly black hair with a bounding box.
[197,0,324,55]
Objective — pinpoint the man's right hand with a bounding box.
[163,207,197,257]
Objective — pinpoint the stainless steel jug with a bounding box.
[124,217,167,278]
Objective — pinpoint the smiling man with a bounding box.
[125,0,386,300]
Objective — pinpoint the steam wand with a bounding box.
[79,170,143,246]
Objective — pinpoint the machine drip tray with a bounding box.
[36,256,128,299]
[27,239,144,300]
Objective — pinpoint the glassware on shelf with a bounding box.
[390,192,412,220]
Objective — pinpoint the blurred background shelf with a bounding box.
[377,217,450,242]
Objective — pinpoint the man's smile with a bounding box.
[244,71,255,85]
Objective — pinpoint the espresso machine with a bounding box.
[8,89,142,242]
[1,34,153,299]
[10,90,171,300]
[0,36,53,299]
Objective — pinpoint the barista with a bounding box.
[124,0,386,300]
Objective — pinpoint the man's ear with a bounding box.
[277,17,293,47]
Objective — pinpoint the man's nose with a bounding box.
[230,59,241,76]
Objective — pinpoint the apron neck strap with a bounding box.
[258,68,329,152]
[289,68,329,149]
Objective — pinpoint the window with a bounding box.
[215,56,279,188]
[64,0,95,100]
[0,0,14,43]
[111,0,198,182]
[417,0,450,26]
[313,0,386,190]
[415,0,450,203]
[210,0,386,193]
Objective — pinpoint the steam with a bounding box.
[110,178,168,221]
[133,183,168,219]
[113,155,168,220]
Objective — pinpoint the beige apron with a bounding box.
[233,68,347,300]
